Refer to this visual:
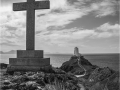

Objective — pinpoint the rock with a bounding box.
[86,67,113,87]
[52,67,66,74]
[60,55,96,75]
[0,63,8,69]
[85,67,119,90]
[11,75,29,83]
[14,72,22,76]
[18,81,40,90]
[106,72,119,90]
[1,85,11,89]
[39,65,66,74]
[25,72,36,76]
[3,80,11,85]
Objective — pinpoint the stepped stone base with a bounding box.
[8,50,50,72]
[17,50,43,58]
[9,58,50,66]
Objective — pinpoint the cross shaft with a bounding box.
[13,0,50,50]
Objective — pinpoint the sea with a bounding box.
[0,53,119,71]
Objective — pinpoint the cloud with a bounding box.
[90,0,119,17]
[35,10,87,33]
[36,23,119,47]
[0,0,119,49]
[95,32,113,38]
[67,0,118,17]
[36,28,93,47]
[97,23,119,31]
[96,23,120,37]
[50,0,68,10]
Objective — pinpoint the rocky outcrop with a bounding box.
[85,67,119,90]
[86,67,114,86]
[60,55,97,75]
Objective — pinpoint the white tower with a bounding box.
[74,47,81,57]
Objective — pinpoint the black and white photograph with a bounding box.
[0,0,119,90]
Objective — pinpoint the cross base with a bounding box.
[7,65,50,72]
[17,50,43,58]
[7,50,50,72]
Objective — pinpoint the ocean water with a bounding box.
[0,53,119,71]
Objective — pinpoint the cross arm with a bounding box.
[13,2,27,11]
[34,1,50,10]
[13,1,50,11]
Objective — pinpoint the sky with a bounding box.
[0,0,120,54]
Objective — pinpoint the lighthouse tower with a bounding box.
[74,47,81,57]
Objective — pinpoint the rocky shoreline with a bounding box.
[0,55,119,90]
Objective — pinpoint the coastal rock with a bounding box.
[85,67,119,90]
[86,67,113,87]
[60,55,97,75]
[106,72,119,90]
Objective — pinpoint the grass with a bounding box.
[44,79,69,90]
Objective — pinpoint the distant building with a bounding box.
[74,47,81,57]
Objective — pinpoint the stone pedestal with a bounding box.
[7,50,50,72]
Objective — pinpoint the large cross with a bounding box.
[13,0,50,50]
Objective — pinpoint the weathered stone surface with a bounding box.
[9,58,50,66]
[17,50,43,58]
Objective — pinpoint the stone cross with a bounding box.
[13,0,50,50]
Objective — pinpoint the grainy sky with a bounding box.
[0,0,119,54]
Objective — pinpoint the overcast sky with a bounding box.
[0,0,119,54]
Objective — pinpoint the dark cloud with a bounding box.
[67,0,80,5]
[47,26,65,31]
[65,12,119,30]
[50,9,66,14]
[35,31,42,35]
[37,14,46,17]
